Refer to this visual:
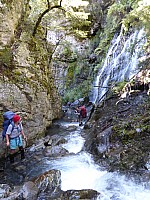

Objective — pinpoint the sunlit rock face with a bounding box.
[0,0,62,157]
[0,0,26,47]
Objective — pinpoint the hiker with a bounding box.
[75,105,87,126]
[75,106,82,126]
[5,114,27,163]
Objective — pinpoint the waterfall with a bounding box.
[91,27,146,104]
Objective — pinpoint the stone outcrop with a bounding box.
[0,0,62,157]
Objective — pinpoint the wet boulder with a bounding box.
[0,184,11,198]
[43,145,69,157]
[61,189,100,199]
[19,181,39,200]
[33,170,61,198]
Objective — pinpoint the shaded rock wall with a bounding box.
[50,0,115,101]
[0,0,62,156]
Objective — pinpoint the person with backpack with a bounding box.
[5,114,27,163]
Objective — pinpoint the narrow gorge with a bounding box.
[0,0,150,199]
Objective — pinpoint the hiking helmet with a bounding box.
[13,114,21,123]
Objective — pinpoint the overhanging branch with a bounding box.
[32,0,63,36]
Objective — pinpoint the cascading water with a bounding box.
[91,27,146,104]
[45,121,150,200]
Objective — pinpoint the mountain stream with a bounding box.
[0,120,150,199]
[43,121,150,200]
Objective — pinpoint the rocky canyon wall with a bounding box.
[0,0,62,156]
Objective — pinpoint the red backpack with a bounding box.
[80,106,87,118]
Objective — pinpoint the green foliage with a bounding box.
[107,3,126,21]
[62,88,81,103]
[94,0,142,74]
[62,46,72,57]
[94,30,113,74]
[106,1,131,33]
[122,1,150,44]
[66,63,76,86]
[112,81,127,94]
[63,79,91,103]
[142,124,150,132]
[93,63,102,74]
[112,96,150,144]
[104,0,139,39]
[94,33,113,55]
[89,29,101,50]
[94,1,128,56]
[0,47,13,66]
[74,64,81,75]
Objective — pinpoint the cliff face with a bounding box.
[0,0,62,156]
